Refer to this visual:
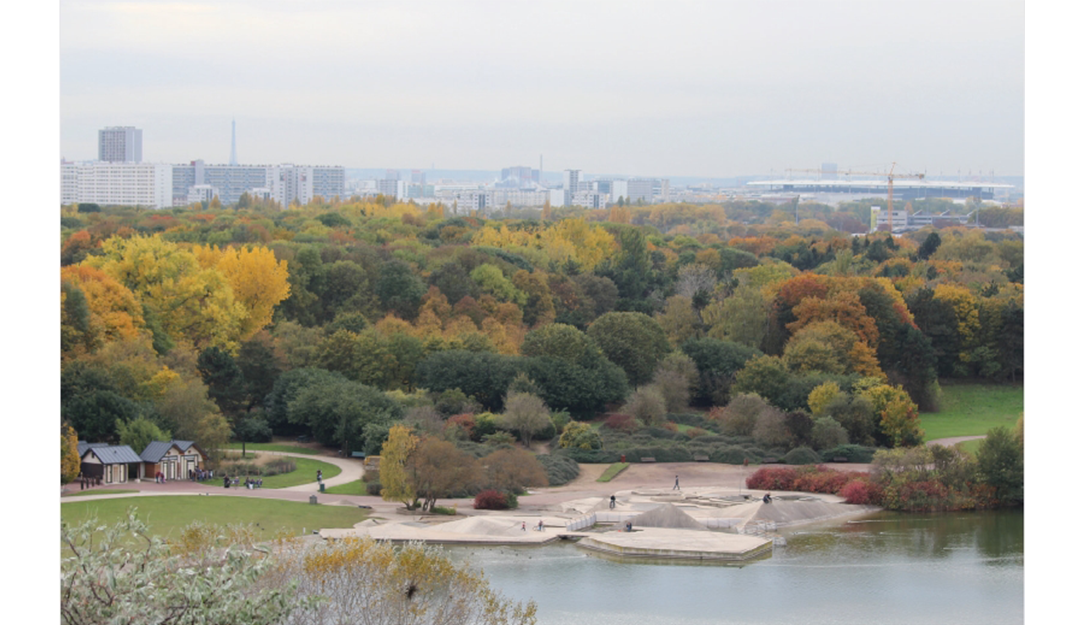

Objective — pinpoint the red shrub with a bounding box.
[473,489,509,510]
[603,413,640,433]
[839,479,883,505]
[661,421,679,433]
[447,413,477,440]
[896,480,951,512]
[746,467,799,491]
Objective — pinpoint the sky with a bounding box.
[58,0,1024,179]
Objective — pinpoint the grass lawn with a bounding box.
[226,442,324,456]
[220,456,342,489]
[323,479,369,496]
[61,495,368,541]
[920,383,1024,442]
[597,463,630,483]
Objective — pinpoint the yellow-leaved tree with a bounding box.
[61,424,80,484]
[87,235,248,352]
[195,244,290,340]
[379,425,419,510]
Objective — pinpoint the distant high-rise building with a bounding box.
[385,169,400,181]
[563,169,582,194]
[98,126,142,163]
[411,170,426,186]
[62,161,171,208]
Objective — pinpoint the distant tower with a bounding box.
[229,119,238,165]
[98,126,142,162]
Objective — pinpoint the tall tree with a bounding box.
[379,425,420,509]
[406,438,483,512]
[587,311,671,387]
[501,391,552,449]
[197,346,247,417]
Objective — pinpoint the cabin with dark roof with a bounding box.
[139,440,207,480]
[80,445,143,484]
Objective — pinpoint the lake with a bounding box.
[447,510,1023,625]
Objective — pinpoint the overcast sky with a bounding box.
[59,0,1023,178]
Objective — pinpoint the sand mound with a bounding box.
[630,503,709,530]
[434,516,526,537]
[749,499,874,526]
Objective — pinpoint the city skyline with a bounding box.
[60,1,1024,178]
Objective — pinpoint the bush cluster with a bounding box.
[537,453,580,486]
[223,458,296,477]
[473,489,509,510]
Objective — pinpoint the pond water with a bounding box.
[446,510,1023,625]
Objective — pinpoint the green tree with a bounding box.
[375,260,427,320]
[681,337,762,405]
[233,416,273,457]
[587,311,671,387]
[197,346,246,416]
[235,331,282,411]
[416,351,521,412]
[977,426,1024,506]
[287,377,402,454]
[733,355,791,405]
[116,416,171,457]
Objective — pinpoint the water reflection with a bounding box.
[447,510,1023,625]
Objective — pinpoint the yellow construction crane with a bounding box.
[784,163,925,232]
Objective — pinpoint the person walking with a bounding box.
[673,475,680,490]
[317,469,323,483]
[610,495,616,509]
[522,522,526,532]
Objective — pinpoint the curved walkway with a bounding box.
[926,435,986,448]
[61,451,366,502]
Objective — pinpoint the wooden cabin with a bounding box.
[139,440,207,480]
[79,444,143,484]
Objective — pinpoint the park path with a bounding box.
[250,451,366,491]
[61,450,367,502]
[926,435,987,448]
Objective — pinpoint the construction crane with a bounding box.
[784,163,926,232]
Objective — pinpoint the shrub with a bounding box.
[559,421,603,450]
[263,458,297,476]
[365,481,382,496]
[753,406,793,449]
[718,394,768,436]
[811,416,849,450]
[839,479,881,505]
[430,505,457,515]
[604,413,641,433]
[712,446,758,465]
[782,446,821,465]
[686,427,708,439]
[473,489,509,510]
[505,492,519,509]
[668,413,710,429]
[446,413,477,440]
[624,385,667,427]
[537,453,579,486]
[820,444,878,464]
[747,467,800,490]
[482,431,516,446]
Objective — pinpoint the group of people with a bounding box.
[76,474,101,490]
[221,475,263,489]
[188,468,213,482]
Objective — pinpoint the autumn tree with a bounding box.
[195,244,291,340]
[483,448,549,493]
[87,235,248,351]
[116,416,171,457]
[379,425,420,509]
[61,424,80,484]
[406,437,483,511]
